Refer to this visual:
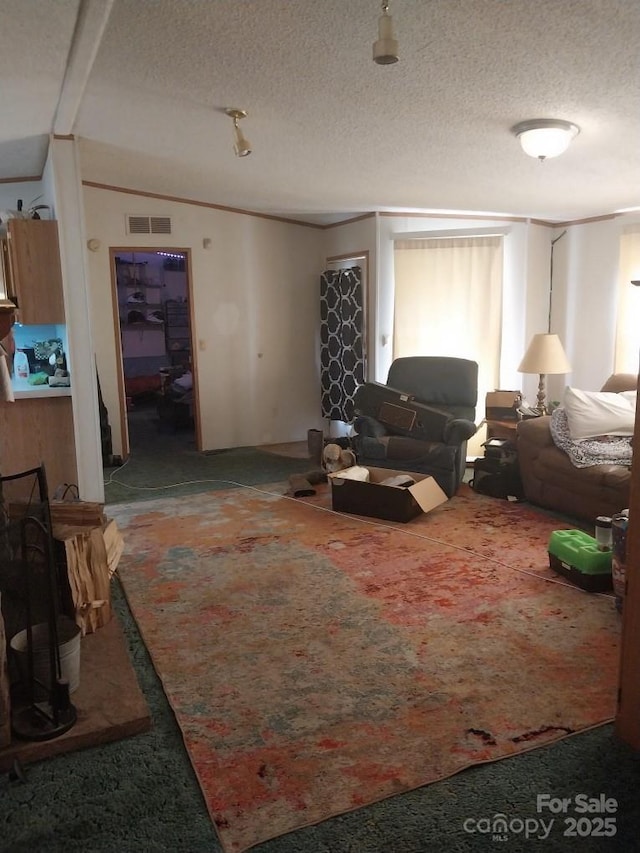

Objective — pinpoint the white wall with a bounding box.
[519,222,560,405]
[82,186,326,455]
[558,216,636,391]
[45,139,104,502]
[507,222,549,402]
[541,212,640,398]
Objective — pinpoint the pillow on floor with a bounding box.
[563,386,636,440]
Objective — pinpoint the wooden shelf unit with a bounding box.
[0,392,77,492]
[164,299,190,367]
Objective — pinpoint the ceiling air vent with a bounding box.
[125,215,172,235]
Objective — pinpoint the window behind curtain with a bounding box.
[615,226,640,374]
[393,236,503,456]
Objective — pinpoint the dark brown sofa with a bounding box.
[516,373,637,523]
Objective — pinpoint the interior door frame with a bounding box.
[108,246,201,458]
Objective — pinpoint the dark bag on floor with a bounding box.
[470,456,522,500]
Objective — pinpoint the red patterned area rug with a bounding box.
[111,483,620,853]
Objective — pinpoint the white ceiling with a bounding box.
[2,0,640,225]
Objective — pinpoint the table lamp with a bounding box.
[518,333,571,414]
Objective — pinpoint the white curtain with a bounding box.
[393,236,503,456]
[615,226,640,374]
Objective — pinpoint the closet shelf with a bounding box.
[165,299,190,367]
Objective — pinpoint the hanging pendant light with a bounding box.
[225,108,252,157]
[373,0,399,65]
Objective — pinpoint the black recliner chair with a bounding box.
[352,356,479,497]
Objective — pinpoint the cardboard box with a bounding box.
[355,382,452,441]
[485,389,522,421]
[328,466,448,523]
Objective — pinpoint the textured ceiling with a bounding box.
[3,0,640,224]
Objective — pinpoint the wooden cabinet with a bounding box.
[0,241,15,309]
[1,219,65,324]
[0,218,74,499]
[0,396,77,497]
[0,237,16,309]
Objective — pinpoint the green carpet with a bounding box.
[2,414,640,851]
[104,444,313,504]
[103,403,314,505]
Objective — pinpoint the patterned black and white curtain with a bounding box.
[320,266,365,423]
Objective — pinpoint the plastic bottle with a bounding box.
[595,516,613,551]
[14,349,29,382]
[612,510,630,613]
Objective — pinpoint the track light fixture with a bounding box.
[373,0,399,65]
[225,108,251,157]
[511,118,580,162]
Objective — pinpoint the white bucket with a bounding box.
[10,616,81,699]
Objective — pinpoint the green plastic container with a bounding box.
[548,529,613,592]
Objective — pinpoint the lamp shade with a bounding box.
[373,6,398,64]
[225,107,252,157]
[518,333,572,375]
[233,128,251,157]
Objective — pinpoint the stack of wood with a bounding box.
[50,500,106,529]
[51,500,124,636]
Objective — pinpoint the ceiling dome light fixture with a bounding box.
[373,0,399,65]
[512,118,580,162]
[225,107,251,157]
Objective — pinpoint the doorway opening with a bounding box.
[110,248,198,460]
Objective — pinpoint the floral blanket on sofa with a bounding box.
[550,407,633,468]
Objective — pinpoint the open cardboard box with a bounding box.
[328,466,448,523]
[485,389,522,421]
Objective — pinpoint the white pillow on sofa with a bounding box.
[563,386,636,441]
